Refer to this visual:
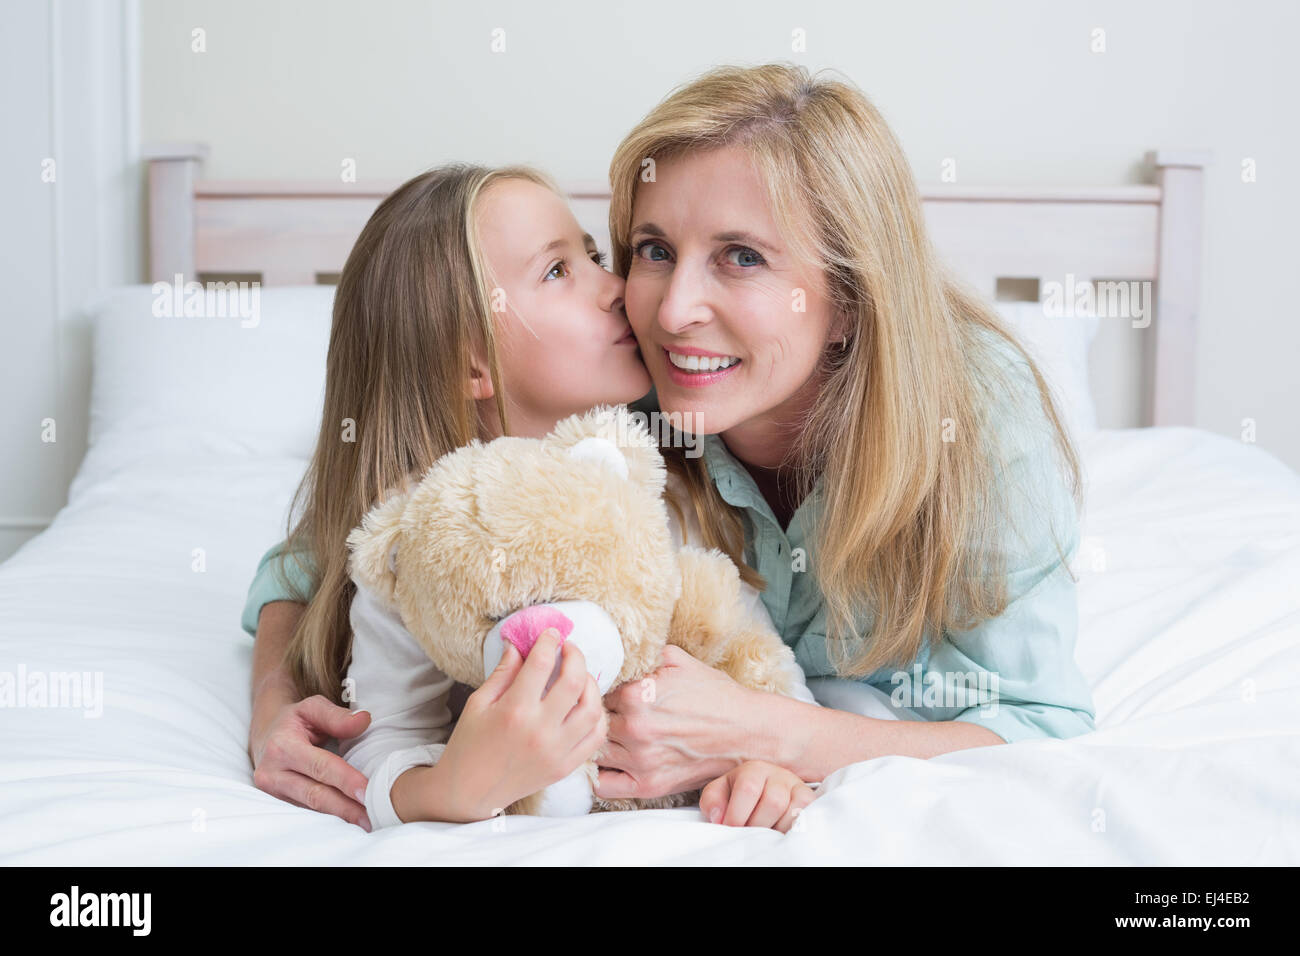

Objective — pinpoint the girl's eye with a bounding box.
[725,246,765,268]
[633,240,670,262]
[544,260,571,281]
[590,249,609,268]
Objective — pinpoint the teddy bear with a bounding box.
[346,403,804,817]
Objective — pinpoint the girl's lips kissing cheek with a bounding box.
[663,346,743,387]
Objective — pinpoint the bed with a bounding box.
[1,146,1297,865]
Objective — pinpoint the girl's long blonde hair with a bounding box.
[278,163,560,702]
[611,63,1083,679]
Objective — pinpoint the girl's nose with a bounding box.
[603,271,627,314]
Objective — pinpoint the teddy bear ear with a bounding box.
[346,486,411,607]
[548,404,666,493]
[567,436,629,480]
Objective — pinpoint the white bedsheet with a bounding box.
[2,425,1298,865]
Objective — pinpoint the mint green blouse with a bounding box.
[693,426,1096,745]
[241,338,1096,746]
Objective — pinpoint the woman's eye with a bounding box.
[633,240,670,262]
[544,260,571,281]
[725,246,765,268]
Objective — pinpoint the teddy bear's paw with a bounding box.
[590,796,642,814]
[506,792,544,816]
[630,790,701,812]
[710,623,801,697]
[668,547,745,667]
[590,789,700,814]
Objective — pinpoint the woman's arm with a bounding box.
[244,540,373,829]
[747,689,1004,779]
[249,599,374,829]
[249,600,304,750]
[595,646,1003,800]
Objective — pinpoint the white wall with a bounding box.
[3,0,1296,563]
[136,0,1299,468]
[1,0,141,563]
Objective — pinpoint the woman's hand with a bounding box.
[250,695,375,831]
[593,644,766,801]
[421,628,607,822]
[699,760,818,833]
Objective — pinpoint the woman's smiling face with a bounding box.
[624,144,845,441]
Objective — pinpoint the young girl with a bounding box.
[243,163,817,831]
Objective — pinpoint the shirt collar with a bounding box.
[701,432,825,529]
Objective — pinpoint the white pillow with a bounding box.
[87,284,335,459]
[993,300,1099,441]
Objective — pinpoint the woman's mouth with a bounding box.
[663,347,742,387]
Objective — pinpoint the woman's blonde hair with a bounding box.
[610,63,1083,679]
[278,162,562,702]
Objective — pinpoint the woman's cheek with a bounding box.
[623,280,655,333]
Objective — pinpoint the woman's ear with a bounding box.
[828,308,854,348]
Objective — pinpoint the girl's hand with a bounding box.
[699,759,818,833]
[432,628,607,821]
[250,696,374,831]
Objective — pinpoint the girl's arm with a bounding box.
[341,583,609,826]
[699,759,819,833]
[338,581,458,828]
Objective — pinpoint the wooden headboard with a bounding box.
[142,143,1207,427]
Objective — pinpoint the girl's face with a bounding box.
[474,178,650,437]
[624,144,845,444]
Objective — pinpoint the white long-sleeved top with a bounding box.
[339,477,818,829]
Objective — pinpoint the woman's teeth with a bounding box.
[667,351,741,372]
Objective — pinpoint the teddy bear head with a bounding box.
[346,404,682,688]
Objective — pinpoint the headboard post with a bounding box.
[142,143,208,283]
[1146,150,1211,427]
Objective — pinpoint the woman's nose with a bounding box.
[657,271,711,334]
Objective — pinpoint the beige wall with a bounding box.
[137,0,1299,469]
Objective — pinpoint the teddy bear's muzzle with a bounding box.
[482,601,626,695]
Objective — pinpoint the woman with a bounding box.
[592,62,1095,802]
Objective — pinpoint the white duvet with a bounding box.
[1,290,1297,865]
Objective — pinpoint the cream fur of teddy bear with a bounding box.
[346,404,802,817]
